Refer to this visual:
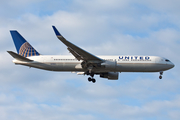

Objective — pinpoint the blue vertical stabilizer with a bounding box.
[10,31,40,57]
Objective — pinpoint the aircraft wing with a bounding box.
[52,26,103,62]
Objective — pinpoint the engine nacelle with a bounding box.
[101,61,117,70]
[100,72,119,80]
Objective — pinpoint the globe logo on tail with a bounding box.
[19,42,40,57]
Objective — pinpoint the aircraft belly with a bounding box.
[117,63,166,72]
[45,62,84,71]
[16,62,83,71]
[41,62,83,71]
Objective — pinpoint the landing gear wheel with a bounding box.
[87,77,96,83]
[88,77,92,82]
[159,71,163,79]
[160,71,163,75]
[92,78,96,83]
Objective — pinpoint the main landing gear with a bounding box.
[159,71,163,79]
[86,67,96,83]
[88,72,96,83]
[88,77,96,83]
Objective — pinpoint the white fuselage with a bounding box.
[13,55,174,73]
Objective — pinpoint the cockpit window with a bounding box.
[165,59,170,62]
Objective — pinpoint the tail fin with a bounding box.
[10,31,40,57]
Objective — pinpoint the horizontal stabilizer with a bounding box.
[7,51,33,62]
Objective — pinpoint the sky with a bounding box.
[0,0,180,120]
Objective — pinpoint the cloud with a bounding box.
[75,0,130,12]
[138,0,180,13]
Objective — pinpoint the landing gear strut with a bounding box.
[86,66,96,83]
[159,71,163,79]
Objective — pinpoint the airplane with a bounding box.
[7,26,175,83]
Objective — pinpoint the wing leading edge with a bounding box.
[52,26,103,62]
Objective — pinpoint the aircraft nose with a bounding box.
[171,63,175,68]
[169,62,175,69]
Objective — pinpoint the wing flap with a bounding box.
[67,47,82,61]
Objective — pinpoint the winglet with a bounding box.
[52,26,62,36]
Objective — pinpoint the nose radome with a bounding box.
[171,63,175,68]
[169,62,175,69]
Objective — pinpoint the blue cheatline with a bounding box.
[10,31,40,57]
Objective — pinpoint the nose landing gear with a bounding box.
[159,71,163,79]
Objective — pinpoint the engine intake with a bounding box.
[100,72,119,80]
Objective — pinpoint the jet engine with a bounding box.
[101,61,117,70]
[100,72,119,80]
